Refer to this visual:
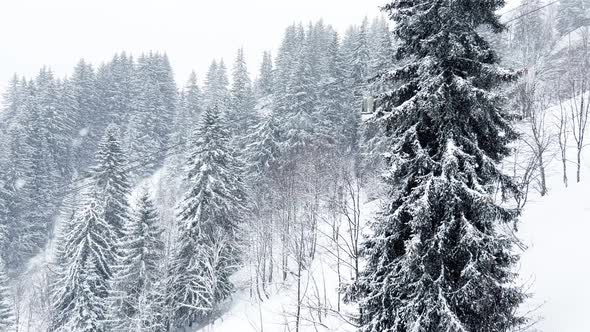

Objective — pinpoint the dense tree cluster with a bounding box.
[1,1,585,330]
[0,53,177,270]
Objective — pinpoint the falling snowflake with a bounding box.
[15,178,26,190]
[79,128,89,137]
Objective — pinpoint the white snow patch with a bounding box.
[14,178,26,190]
[78,127,89,137]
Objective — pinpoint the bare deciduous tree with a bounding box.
[524,92,553,196]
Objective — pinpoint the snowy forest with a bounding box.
[0,0,589,331]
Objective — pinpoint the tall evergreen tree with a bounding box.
[274,24,304,97]
[37,68,75,180]
[93,124,131,242]
[50,186,115,332]
[125,52,177,178]
[112,189,165,331]
[368,17,394,91]
[16,78,60,264]
[229,48,257,140]
[357,1,526,331]
[348,18,371,112]
[0,75,23,129]
[168,107,247,327]
[51,126,128,331]
[203,60,230,111]
[95,53,136,129]
[69,59,99,170]
[256,51,274,98]
[0,258,15,331]
[324,30,356,154]
[245,112,282,182]
[176,71,203,144]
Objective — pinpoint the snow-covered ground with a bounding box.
[519,181,590,332]
[189,196,381,332]
[516,97,590,332]
[199,179,590,332]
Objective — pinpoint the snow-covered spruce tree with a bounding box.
[229,47,257,142]
[0,258,15,331]
[112,189,165,331]
[168,107,247,328]
[348,17,371,112]
[16,78,61,265]
[175,71,203,147]
[277,24,338,160]
[368,17,393,81]
[95,53,137,130]
[256,51,274,98]
[203,59,230,111]
[0,190,8,255]
[125,52,177,178]
[245,113,282,182]
[274,24,305,98]
[93,124,131,242]
[357,1,526,332]
[36,67,75,180]
[50,186,115,332]
[69,59,99,170]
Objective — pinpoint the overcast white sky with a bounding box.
[0,0,383,94]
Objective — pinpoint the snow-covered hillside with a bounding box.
[187,95,590,332]
[11,94,590,332]
[515,97,590,332]
[185,196,381,332]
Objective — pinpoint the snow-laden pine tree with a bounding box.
[112,189,165,331]
[256,51,274,98]
[323,30,356,154]
[348,17,370,112]
[368,17,393,81]
[17,78,61,265]
[203,60,230,111]
[125,52,177,178]
[217,59,230,102]
[0,189,8,255]
[229,48,257,141]
[0,258,15,331]
[168,107,247,328]
[92,124,131,242]
[69,59,99,170]
[357,1,526,331]
[50,186,114,332]
[245,113,282,182]
[51,126,129,331]
[274,24,305,97]
[95,53,136,128]
[175,72,203,146]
